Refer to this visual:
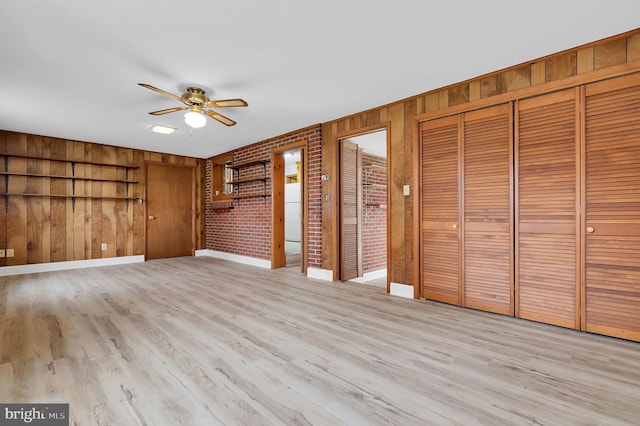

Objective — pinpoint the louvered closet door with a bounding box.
[340,140,362,280]
[421,116,460,304]
[584,74,640,342]
[463,104,514,315]
[516,88,580,329]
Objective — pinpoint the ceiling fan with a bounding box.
[138,83,248,128]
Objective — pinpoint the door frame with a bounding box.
[144,161,196,260]
[271,140,309,273]
[333,123,390,286]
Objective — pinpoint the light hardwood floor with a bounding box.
[1,257,639,425]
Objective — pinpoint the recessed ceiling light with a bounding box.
[150,124,177,135]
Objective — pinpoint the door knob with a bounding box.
[452,224,458,229]
[148,215,156,220]
[586,226,595,233]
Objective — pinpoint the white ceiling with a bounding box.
[0,1,638,159]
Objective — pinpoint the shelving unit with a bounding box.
[229,159,270,202]
[1,153,141,209]
[362,164,387,221]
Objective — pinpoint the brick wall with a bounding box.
[362,153,387,273]
[205,125,323,266]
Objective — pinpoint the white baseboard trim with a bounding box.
[390,282,414,299]
[307,267,334,281]
[349,268,387,284]
[196,249,271,269]
[0,255,145,277]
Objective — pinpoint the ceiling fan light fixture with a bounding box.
[149,124,177,135]
[184,110,206,128]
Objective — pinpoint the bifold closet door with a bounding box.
[462,104,514,315]
[515,88,580,329]
[584,74,640,341]
[340,140,362,281]
[420,116,460,304]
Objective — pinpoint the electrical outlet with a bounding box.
[101,243,107,251]
[0,249,5,257]
[6,249,14,257]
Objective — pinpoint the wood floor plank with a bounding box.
[1,257,639,425]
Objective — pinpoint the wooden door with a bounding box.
[340,140,362,280]
[271,152,286,269]
[420,115,460,304]
[146,163,194,260]
[462,104,514,315]
[515,88,580,329]
[583,74,640,341]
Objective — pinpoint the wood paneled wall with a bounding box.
[0,131,205,267]
[322,29,640,287]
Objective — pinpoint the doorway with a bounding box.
[338,129,388,286]
[145,162,195,260]
[271,140,308,272]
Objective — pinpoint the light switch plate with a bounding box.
[6,249,14,257]
[403,185,410,196]
[101,243,107,251]
[0,249,5,257]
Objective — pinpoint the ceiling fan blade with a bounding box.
[138,83,184,103]
[206,98,248,108]
[148,106,187,115]
[205,109,237,126]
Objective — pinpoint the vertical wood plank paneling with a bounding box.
[82,143,92,259]
[0,132,6,267]
[91,145,102,259]
[65,141,74,261]
[101,145,117,258]
[448,84,469,106]
[0,131,202,268]
[73,142,86,260]
[480,75,503,98]
[468,81,481,102]
[584,73,640,342]
[389,103,405,284]
[546,52,577,82]
[403,101,415,285]
[628,34,640,62]
[6,133,28,266]
[516,89,579,329]
[26,135,43,264]
[594,39,627,70]
[49,138,66,262]
[462,104,513,315]
[530,61,546,86]
[133,151,145,256]
[577,48,595,74]
[41,138,51,263]
[421,115,460,304]
[502,66,531,92]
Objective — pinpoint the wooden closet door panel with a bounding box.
[584,73,640,342]
[463,104,513,315]
[516,89,580,329]
[340,140,362,280]
[421,116,460,304]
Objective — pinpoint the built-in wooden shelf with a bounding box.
[233,194,271,200]
[0,172,137,184]
[363,183,387,190]
[229,159,269,169]
[0,153,139,169]
[229,176,268,185]
[228,159,270,203]
[2,193,139,200]
[1,153,140,210]
[362,164,386,174]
